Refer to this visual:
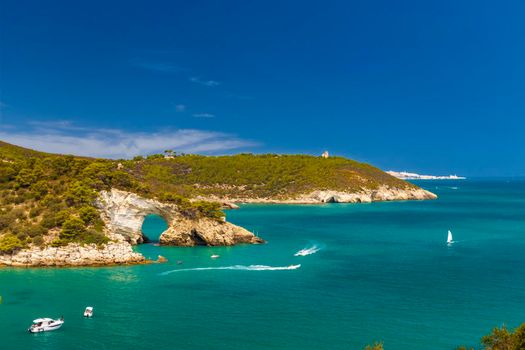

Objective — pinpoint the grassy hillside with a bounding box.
[0,141,416,253]
[130,153,417,199]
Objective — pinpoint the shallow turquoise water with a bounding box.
[1,179,525,349]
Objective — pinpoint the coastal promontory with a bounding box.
[0,141,435,267]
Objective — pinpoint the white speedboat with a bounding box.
[28,317,64,333]
[294,249,309,257]
[84,306,93,317]
[210,254,220,259]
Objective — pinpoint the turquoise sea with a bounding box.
[1,179,525,349]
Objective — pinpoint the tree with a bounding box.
[193,201,224,220]
[0,165,16,183]
[364,342,383,350]
[78,206,101,225]
[60,217,86,240]
[14,168,37,187]
[482,325,514,350]
[513,324,525,350]
[65,181,96,206]
[474,323,525,350]
[30,180,49,199]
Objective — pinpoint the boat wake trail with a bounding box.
[294,243,323,257]
[160,264,301,276]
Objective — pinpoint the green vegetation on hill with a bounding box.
[130,152,416,199]
[0,141,416,253]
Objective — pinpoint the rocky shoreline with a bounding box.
[0,186,434,268]
[203,186,437,205]
[0,242,147,267]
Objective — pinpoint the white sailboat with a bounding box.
[447,230,453,244]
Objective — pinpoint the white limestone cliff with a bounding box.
[96,189,263,246]
[198,186,437,204]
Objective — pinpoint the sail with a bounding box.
[447,230,453,243]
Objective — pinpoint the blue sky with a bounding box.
[1,0,524,176]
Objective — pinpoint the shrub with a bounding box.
[0,212,16,231]
[64,181,96,206]
[0,165,16,183]
[0,234,24,253]
[40,212,58,230]
[364,342,383,350]
[26,224,47,238]
[16,231,28,241]
[55,210,72,227]
[78,206,101,225]
[14,168,38,188]
[32,235,44,247]
[192,201,224,220]
[29,180,49,199]
[481,323,525,350]
[29,206,43,218]
[81,229,109,245]
[60,216,86,240]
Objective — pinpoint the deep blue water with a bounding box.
[1,179,525,349]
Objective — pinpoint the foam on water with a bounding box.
[160,264,301,276]
[294,243,323,256]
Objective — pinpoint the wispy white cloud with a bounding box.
[175,104,186,112]
[193,113,215,118]
[0,121,256,158]
[190,77,220,87]
[130,58,187,73]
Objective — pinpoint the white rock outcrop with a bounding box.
[302,186,437,203]
[96,189,263,247]
[96,189,176,244]
[199,186,437,204]
[160,217,264,246]
[0,242,146,267]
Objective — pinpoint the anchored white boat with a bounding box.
[210,254,220,259]
[447,230,453,245]
[28,317,64,333]
[84,306,93,317]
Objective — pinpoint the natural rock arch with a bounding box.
[96,189,178,244]
[96,189,264,246]
[141,214,169,242]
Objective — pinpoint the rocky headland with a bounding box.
[0,189,263,267]
[0,140,438,268]
[200,186,437,205]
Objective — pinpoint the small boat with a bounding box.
[294,249,309,257]
[176,260,184,265]
[210,254,220,259]
[447,230,453,244]
[28,317,64,333]
[83,306,93,317]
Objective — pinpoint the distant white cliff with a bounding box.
[387,171,466,180]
